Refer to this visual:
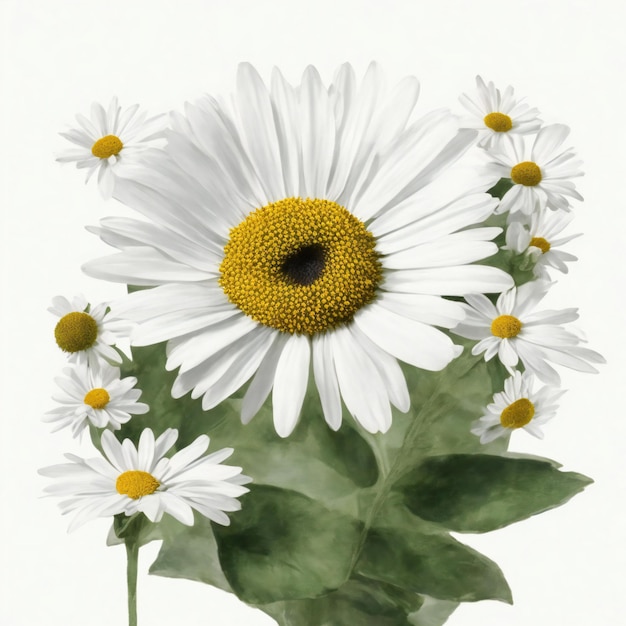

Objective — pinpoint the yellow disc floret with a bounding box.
[84,387,110,409]
[529,236,551,254]
[483,112,513,133]
[116,470,160,499]
[510,161,542,186]
[500,398,535,429]
[91,135,123,159]
[491,314,522,338]
[54,312,98,353]
[219,197,382,335]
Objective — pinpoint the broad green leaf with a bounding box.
[357,528,511,603]
[355,503,512,604]
[395,454,593,532]
[260,577,424,626]
[212,485,363,604]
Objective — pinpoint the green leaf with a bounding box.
[395,454,593,532]
[149,515,233,592]
[212,485,363,604]
[357,528,511,603]
[355,504,512,604]
[260,577,424,626]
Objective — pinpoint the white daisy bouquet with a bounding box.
[41,65,604,626]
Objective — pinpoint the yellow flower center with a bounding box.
[483,112,513,133]
[500,398,535,429]
[84,387,110,409]
[491,314,522,338]
[54,312,98,353]
[529,236,551,254]
[116,470,160,499]
[91,135,123,159]
[510,161,542,186]
[219,197,382,335]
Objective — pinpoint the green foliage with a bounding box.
[106,336,592,625]
[395,454,592,532]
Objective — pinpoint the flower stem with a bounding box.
[125,539,139,626]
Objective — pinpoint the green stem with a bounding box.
[125,539,140,626]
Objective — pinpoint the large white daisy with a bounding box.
[83,63,514,437]
[505,208,579,278]
[472,370,564,443]
[49,295,127,371]
[39,428,251,531]
[452,280,604,385]
[43,362,149,437]
[56,97,166,199]
[459,76,542,148]
[488,124,583,215]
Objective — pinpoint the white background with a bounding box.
[1,0,624,624]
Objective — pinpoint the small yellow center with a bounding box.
[500,398,535,429]
[491,314,522,338]
[84,387,110,409]
[529,237,551,254]
[115,470,160,499]
[510,161,542,186]
[54,312,98,353]
[91,135,123,159]
[483,112,513,133]
[219,197,382,335]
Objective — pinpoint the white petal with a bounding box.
[377,292,466,328]
[354,302,457,371]
[312,333,342,431]
[329,326,391,433]
[300,65,335,198]
[383,266,513,296]
[234,63,285,202]
[532,124,570,164]
[241,332,289,424]
[272,334,311,437]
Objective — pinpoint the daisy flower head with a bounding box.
[83,62,514,437]
[49,294,128,371]
[505,208,580,278]
[459,76,542,148]
[489,124,583,216]
[39,428,251,531]
[56,97,166,199]
[43,362,149,437]
[472,370,564,444]
[452,280,605,385]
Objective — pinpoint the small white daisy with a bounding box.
[459,76,542,148]
[452,280,605,385]
[505,209,580,278]
[56,97,166,199]
[39,428,251,531]
[43,362,149,437]
[83,62,514,438]
[488,124,583,215]
[49,294,128,370]
[472,370,564,443]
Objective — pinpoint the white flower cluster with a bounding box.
[41,294,249,530]
[455,78,604,443]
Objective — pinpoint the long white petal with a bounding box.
[354,302,458,371]
[312,333,342,431]
[272,334,311,437]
